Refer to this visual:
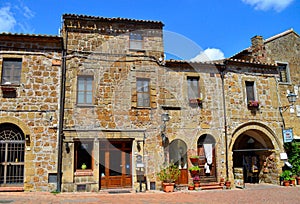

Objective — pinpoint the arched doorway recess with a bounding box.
[169,139,188,184]
[230,123,282,185]
[197,134,217,182]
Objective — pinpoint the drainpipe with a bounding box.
[219,62,229,179]
[57,27,68,192]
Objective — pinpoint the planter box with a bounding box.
[162,183,175,192]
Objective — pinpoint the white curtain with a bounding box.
[204,144,213,165]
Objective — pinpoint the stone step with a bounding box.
[200,182,224,190]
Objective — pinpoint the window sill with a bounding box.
[129,48,145,52]
[76,104,95,108]
[74,169,93,176]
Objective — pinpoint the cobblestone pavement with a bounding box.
[0,184,299,204]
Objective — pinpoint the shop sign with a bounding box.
[283,128,293,143]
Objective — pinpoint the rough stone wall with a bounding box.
[225,63,285,184]
[61,17,165,191]
[263,32,300,138]
[0,35,62,191]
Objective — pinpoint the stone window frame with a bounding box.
[136,78,150,108]
[76,75,94,106]
[74,140,94,172]
[1,58,22,85]
[276,61,291,84]
[244,79,259,107]
[129,32,144,51]
[187,76,201,99]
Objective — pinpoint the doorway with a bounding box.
[197,134,217,182]
[169,139,188,185]
[99,140,132,189]
[0,124,25,188]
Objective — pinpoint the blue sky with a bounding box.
[0,0,299,61]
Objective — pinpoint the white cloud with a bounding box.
[242,0,294,12]
[190,48,225,62]
[0,6,16,32]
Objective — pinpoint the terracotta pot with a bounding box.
[188,186,195,190]
[189,157,199,165]
[297,177,300,185]
[283,180,290,186]
[225,181,231,189]
[190,170,200,176]
[162,183,175,192]
[193,180,200,187]
[290,179,296,186]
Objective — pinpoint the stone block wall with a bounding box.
[0,34,62,191]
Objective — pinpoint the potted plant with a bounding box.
[157,163,181,192]
[189,155,199,165]
[225,178,231,189]
[188,182,195,190]
[280,170,291,186]
[189,165,201,176]
[193,175,200,187]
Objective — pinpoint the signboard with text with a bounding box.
[283,128,293,143]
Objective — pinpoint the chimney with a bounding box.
[250,35,266,63]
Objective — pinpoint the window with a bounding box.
[187,77,200,99]
[75,141,93,170]
[277,62,290,83]
[137,78,150,107]
[77,76,93,105]
[129,33,143,50]
[246,81,255,102]
[1,58,22,85]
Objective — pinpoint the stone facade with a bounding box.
[1,14,299,192]
[0,34,62,191]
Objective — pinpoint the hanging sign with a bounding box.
[283,128,294,143]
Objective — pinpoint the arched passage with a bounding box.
[230,122,282,184]
[0,123,25,187]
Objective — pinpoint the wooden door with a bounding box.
[99,141,132,189]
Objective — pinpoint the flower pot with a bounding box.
[193,180,200,187]
[283,180,290,186]
[190,170,200,176]
[290,179,296,186]
[189,157,199,165]
[162,183,175,192]
[225,181,231,189]
[188,185,195,190]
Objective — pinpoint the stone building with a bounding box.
[1,13,298,192]
[229,29,300,184]
[232,29,300,139]
[0,33,63,191]
[60,14,166,192]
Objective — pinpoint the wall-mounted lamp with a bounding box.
[279,92,297,113]
[279,92,297,128]
[160,113,170,144]
[25,134,30,144]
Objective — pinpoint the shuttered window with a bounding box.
[246,81,255,102]
[1,58,22,85]
[187,77,200,99]
[130,33,143,50]
[77,76,93,105]
[137,78,150,107]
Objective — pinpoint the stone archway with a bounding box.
[229,122,283,185]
